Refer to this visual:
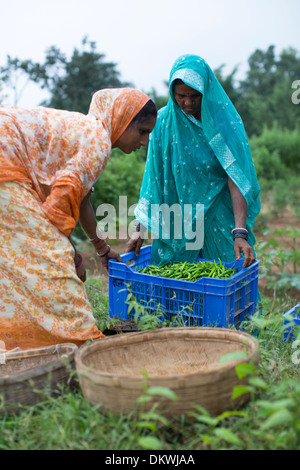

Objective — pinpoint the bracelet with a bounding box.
[232,227,248,241]
[232,227,248,234]
[233,233,248,241]
[97,245,111,257]
[135,220,147,233]
[135,220,141,232]
[93,240,107,249]
[90,238,107,250]
[90,236,105,244]
[75,253,83,268]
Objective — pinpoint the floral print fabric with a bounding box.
[0,88,149,236]
[0,88,150,350]
[0,181,104,350]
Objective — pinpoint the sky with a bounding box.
[0,0,299,107]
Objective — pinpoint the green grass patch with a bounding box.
[0,283,300,450]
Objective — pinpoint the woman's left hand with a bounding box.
[75,254,87,282]
[234,238,256,268]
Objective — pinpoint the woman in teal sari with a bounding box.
[127,55,261,267]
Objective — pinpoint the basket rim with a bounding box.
[283,303,300,318]
[75,327,259,382]
[0,343,78,384]
[109,246,259,285]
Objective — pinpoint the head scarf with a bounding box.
[0,88,151,237]
[169,55,260,204]
[135,54,260,265]
[88,87,150,144]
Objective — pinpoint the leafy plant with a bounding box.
[124,291,185,330]
[255,226,300,294]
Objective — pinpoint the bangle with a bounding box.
[90,238,107,250]
[232,227,248,241]
[90,237,105,244]
[233,233,248,241]
[135,221,147,233]
[97,245,111,257]
[75,253,83,268]
[232,227,248,233]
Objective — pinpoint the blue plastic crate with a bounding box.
[108,245,259,329]
[283,304,300,342]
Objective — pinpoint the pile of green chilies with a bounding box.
[137,260,237,282]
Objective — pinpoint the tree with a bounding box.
[146,82,169,111]
[234,45,300,136]
[0,81,6,105]
[0,38,131,112]
[35,37,132,113]
[0,55,44,106]
[214,64,242,107]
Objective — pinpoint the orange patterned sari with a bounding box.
[0,88,149,350]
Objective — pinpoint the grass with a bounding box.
[0,275,299,451]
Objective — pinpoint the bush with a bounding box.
[251,145,286,183]
[250,126,300,176]
[91,148,146,211]
[250,126,300,216]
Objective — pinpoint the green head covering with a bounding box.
[135,54,260,265]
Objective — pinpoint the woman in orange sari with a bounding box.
[0,88,157,350]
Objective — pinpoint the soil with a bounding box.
[254,208,300,301]
[102,319,139,335]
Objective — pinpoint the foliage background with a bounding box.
[1,39,300,231]
[0,38,300,451]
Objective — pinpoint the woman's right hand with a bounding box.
[99,246,122,273]
[126,231,144,257]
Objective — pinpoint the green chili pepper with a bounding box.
[137,259,237,282]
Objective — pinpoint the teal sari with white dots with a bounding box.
[135,54,261,265]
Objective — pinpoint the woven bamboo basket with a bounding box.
[75,327,259,417]
[0,343,78,413]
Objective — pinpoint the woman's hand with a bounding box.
[75,253,87,282]
[234,238,256,268]
[126,231,144,257]
[76,262,87,283]
[98,246,123,273]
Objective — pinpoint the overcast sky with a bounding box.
[1,0,299,107]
